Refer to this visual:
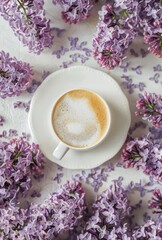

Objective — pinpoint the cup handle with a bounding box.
[53,142,69,160]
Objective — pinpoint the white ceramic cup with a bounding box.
[51,89,111,160]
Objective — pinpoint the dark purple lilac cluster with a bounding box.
[121,136,162,183]
[0,181,86,239]
[0,138,45,207]
[0,51,33,98]
[0,0,53,54]
[93,0,162,69]
[136,92,162,128]
[52,0,95,24]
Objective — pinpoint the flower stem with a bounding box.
[146,102,162,116]
[0,69,7,78]
[131,152,141,160]
[12,151,21,163]
[120,9,129,19]
[104,50,112,57]
[159,35,162,49]
[17,0,30,22]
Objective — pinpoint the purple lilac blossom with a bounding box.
[149,73,160,83]
[53,37,92,64]
[130,49,139,57]
[149,189,162,214]
[0,130,7,138]
[120,61,130,72]
[27,79,42,94]
[121,136,162,183]
[0,116,5,126]
[52,0,95,24]
[30,189,41,198]
[149,125,162,139]
[140,48,149,58]
[60,61,73,68]
[136,92,162,128]
[0,138,45,206]
[131,66,142,75]
[51,27,66,37]
[121,75,145,94]
[0,0,53,54]
[52,46,69,58]
[0,51,33,98]
[0,129,19,140]
[13,100,31,112]
[128,121,147,136]
[73,163,114,192]
[27,71,50,94]
[0,181,86,239]
[153,64,162,72]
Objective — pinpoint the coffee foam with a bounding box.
[52,90,108,148]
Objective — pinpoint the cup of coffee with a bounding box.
[51,89,111,160]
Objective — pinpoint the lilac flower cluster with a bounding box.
[78,179,132,239]
[141,0,162,57]
[92,0,162,69]
[132,219,162,239]
[0,51,33,98]
[92,2,138,69]
[121,136,162,183]
[0,0,53,54]
[149,189,162,214]
[0,138,45,207]
[0,181,86,239]
[52,0,95,24]
[136,92,162,128]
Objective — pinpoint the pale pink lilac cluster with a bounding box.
[0,51,33,98]
[0,182,86,239]
[121,136,162,183]
[0,138,45,207]
[0,0,53,54]
[52,0,95,24]
[136,92,162,128]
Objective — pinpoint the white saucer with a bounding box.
[28,66,131,169]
